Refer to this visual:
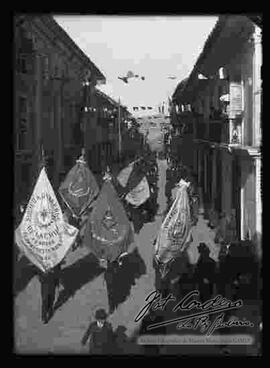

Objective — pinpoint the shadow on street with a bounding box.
[113,325,141,354]
[105,247,147,314]
[127,194,159,234]
[14,255,39,297]
[54,252,105,313]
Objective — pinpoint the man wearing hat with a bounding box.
[81,308,114,354]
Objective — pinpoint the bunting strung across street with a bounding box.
[84,179,134,263]
[15,168,79,273]
[59,156,99,218]
[154,179,192,278]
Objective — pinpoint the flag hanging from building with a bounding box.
[154,179,192,277]
[15,168,79,273]
[59,157,99,217]
[84,179,134,262]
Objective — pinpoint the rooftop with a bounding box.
[17,15,106,83]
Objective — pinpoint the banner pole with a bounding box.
[38,141,46,172]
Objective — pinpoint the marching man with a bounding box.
[81,308,114,354]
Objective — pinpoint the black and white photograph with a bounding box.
[13,14,262,356]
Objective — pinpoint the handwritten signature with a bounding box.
[134,290,254,336]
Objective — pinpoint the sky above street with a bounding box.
[54,15,218,112]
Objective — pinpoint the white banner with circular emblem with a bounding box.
[15,168,79,273]
[154,179,192,267]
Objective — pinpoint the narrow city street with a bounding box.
[14,14,262,357]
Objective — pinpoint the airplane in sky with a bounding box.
[118,76,129,84]
[118,71,145,83]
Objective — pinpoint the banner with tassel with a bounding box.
[59,149,99,218]
[15,167,78,273]
[84,170,134,263]
[154,179,192,277]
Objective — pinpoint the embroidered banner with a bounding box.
[154,179,192,272]
[15,168,78,272]
[59,159,99,217]
[84,180,133,262]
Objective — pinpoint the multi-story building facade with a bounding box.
[14,15,105,209]
[171,15,262,258]
[82,87,133,178]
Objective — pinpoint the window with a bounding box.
[211,93,215,109]
[186,122,193,134]
[19,96,27,114]
[198,99,203,115]
[64,154,72,168]
[17,96,28,150]
[19,118,27,132]
[16,54,27,74]
[51,96,57,130]
[68,103,76,125]
[18,120,27,150]
[21,163,31,185]
[54,64,59,79]
[42,55,49,80]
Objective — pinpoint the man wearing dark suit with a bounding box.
[39,263,61,324]
[81,309,114,354]
[194,243,216,303]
